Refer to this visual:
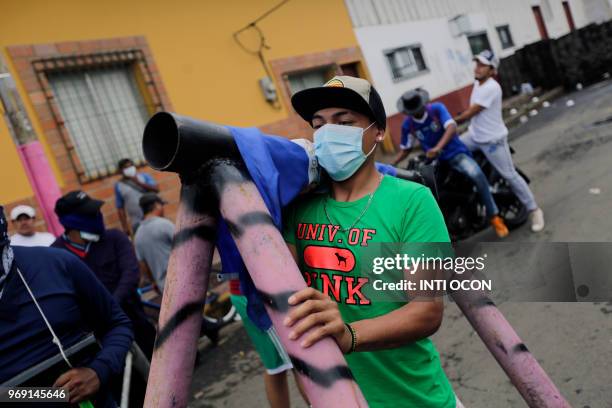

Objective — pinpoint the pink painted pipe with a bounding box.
[144,185,216,408]
[141,113,367,406]
[211,162,367,407]
[141,112,568,407]
[17,141,63,236]
[451,287,570,407]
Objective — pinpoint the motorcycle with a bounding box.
[138,269,237,334]
[404,148,530,241]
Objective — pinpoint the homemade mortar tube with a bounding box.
[144,184,217,408]
[449,269,570,407]
[208,159,367,406]
[143,111,240,174]
[143,112,569,407]
[142,112,367,407]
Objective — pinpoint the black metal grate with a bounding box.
[33,50,163,182]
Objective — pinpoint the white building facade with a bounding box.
[345,0,612,143]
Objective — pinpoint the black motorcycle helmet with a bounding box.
[397,88,430,116]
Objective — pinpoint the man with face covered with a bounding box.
[0,205,133,407]
[282,76,461,407]
[51,191,155,359]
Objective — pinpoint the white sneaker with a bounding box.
[530,208,545,232]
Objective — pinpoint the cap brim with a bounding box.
[10,206,36,220]
[11,212,33,220]
[473,56,496,68]
[291,86,378,126]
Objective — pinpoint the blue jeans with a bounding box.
[447,153,499,218]
[460,134,538,211]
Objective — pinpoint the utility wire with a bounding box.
[233,23,269,56]
[232,0,290,110]
[234,0,291,37]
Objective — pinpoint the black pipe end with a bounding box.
[142,111,240,175]
[143,112,179,171]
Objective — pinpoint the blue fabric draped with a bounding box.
[216,126,399,330]
[216,127,310,330]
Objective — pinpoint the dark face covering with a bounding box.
[412,108,426,120]
[0,206,9,247]
[0,206,15,298]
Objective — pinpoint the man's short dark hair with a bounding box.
[117,158,132,169]
[141,201,157,215]
[139,193,165,215]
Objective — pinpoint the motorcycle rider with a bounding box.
[394,88,509,238]
[454,50,544,232]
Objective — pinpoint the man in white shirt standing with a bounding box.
[455,50,545,232]
[9,205,56,246]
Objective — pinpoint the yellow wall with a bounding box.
[0,118,34,203]
[0,0,359,204]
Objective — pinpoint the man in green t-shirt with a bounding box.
[282,76,460,407]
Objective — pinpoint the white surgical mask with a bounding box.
[122,166,137,178]
[80,231,100,242]
[313,123,377,181]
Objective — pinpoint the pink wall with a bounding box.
[17,141,63,236]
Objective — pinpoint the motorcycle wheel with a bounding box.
[498,199,528,229]
[495,188,529,229]
[488,167,530,229]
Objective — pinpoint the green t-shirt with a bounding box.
[283,175,455,408]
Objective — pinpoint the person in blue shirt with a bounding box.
[393,88,509,238]
[0,205,133,407]
[115,158,159,237]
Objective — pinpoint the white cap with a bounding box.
[473,50,499,69]
[10,205,36,220]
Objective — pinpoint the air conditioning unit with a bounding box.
[449,14,472,37]
[449,13,489,37]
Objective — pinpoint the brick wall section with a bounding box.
[4,169,182,237]
[6,43,368,234]
[259,46,369,141]
[8,43,455,234]
[259,115,314,140]
[5,37,178,233]
[260,51,473,149]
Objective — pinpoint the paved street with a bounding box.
[434,79,612,407]
[189,80,612,407]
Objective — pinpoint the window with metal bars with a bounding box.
[384,45,427,82]
[286,66,336,95]
[47,65,149,180]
